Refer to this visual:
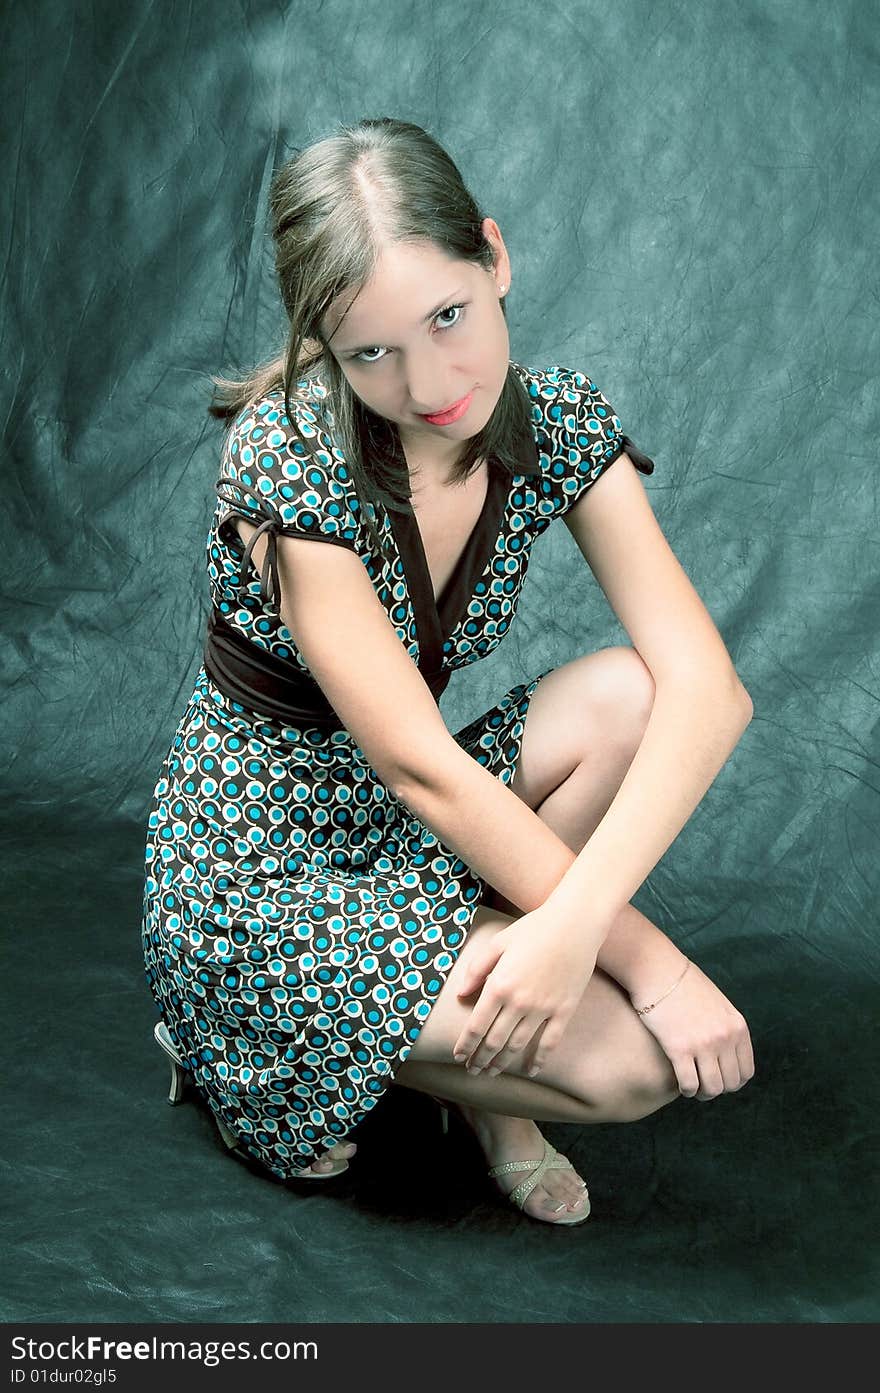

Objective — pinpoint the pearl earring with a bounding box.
[500,283,507,295]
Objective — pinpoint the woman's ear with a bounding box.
[481,216,511,296]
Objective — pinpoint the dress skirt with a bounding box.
[141,660,551,1180]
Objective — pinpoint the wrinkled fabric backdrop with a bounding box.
[2,0,877,1326]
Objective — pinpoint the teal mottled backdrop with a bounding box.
[1,0,877,1324]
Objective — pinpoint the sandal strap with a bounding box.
[154,1019,183,1064]
[488,1139,573,1210]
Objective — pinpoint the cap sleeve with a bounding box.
[532,366,655,534]
[215,388,363,612]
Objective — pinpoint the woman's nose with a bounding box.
[404,358,452,415]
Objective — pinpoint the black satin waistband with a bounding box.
[203,606,451,731]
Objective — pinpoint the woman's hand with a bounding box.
[633,957,756,1099]
[451,908,600,1078]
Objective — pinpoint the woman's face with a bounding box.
[320,218,511,468]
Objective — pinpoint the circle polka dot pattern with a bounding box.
[141,360,653,1180]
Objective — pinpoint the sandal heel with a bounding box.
[153,1020,188,1105]
[213,1113,240,1151]
[152,1018,350,1180]
[153,1020,242,1149]
[427,1093,450,1135]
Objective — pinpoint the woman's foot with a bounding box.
[454,1103,589,1224]
[295,1141,358,1176]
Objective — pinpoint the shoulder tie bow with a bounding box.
[215,476,283,613]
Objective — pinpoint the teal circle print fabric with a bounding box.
[141,360,655,1179]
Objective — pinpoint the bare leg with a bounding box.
[394,647,678,1221]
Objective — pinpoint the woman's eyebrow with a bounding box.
[337,287,466,354]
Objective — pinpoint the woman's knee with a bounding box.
[541,968,682,1122]
[402,910,682,1125]
[608,1069,681,1121]
[578,1050,681,1122]
[588,646,656,758]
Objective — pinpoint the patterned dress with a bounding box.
[141,360,654,1180]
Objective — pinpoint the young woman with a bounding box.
[143,116,755,1228]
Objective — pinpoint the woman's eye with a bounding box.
[351,303,466,365]
[435,302,465,329]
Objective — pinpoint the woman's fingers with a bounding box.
[694,1053,727,1101]
[459,1006,533,1073]
[677,1042,759,1101]
[693,1042,752,1100]
[461,1003,571,1077]
[736,1031,756,1084]
[487,1025,551,1075]
[719,1045,746,1093]
[454,940,504,1003]
[453,997,505,1066]
[484,1019,549,1078]
[673,1053,701,1098]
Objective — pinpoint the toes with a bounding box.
[303,1141,357,1174]
[530,1168,589,1218]
[547,1166,588,1205]
[561,1179,589,1212]
[529,1183,589,1219]
[528,1185,571,1219]
[564,1188,589,1213]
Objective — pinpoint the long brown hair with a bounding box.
[209,117,534,555]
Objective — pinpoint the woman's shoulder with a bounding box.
[510,359,623,456]
[511,359,616,413]
[227,370,332,452]
[509,360,653,524]
[218,371,362,536]
[222,371,350,483]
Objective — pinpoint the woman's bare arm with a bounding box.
[398,676,751,953]
[397,446,756,967]
[262,527,751,991]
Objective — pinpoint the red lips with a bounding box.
[418,391,474,425]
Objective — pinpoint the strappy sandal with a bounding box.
[152,1019,354,1183]
[427,1094,590,1226]
[487,1136,591,1226]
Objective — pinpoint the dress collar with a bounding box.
[508,408,541,475]
[386,409,540,681]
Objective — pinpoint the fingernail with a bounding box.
[553,1203,566,1213]
[469,1065,481,1075]
[487,1067,501,1077]
[453,1052,466,1062]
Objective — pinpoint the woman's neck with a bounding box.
[401,439,476,490]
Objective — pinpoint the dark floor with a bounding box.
[2,817,876,1324]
